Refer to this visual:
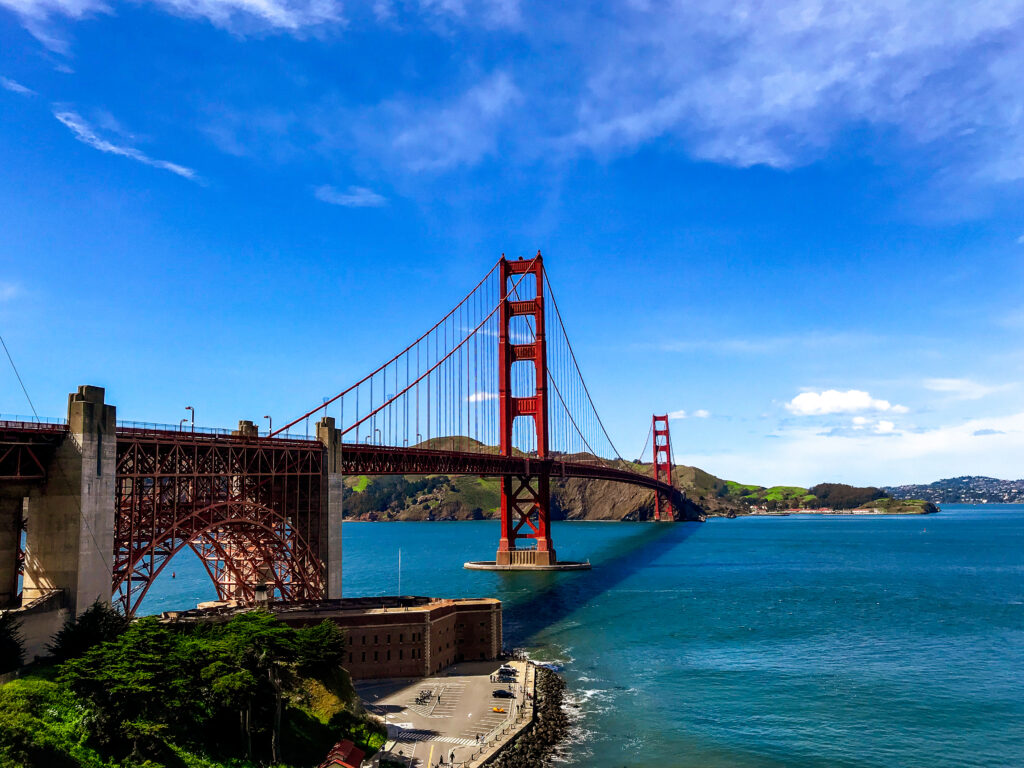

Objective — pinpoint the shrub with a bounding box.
[48,599,130,662]
[0,611,24,674]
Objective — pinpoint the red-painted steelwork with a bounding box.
[0,421,66,481]
[497,254,554,559]
[652,414,675,521]
[112,428,324,615]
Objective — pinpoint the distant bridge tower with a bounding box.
[496,253,555,565]
[651,414,675,521]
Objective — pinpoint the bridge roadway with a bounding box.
[332,440,683,499]
[3,421,681,500]
[2,393,685,642]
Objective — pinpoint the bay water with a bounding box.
[142,505,1024,767]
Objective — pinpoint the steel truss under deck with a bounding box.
[112,429,324,615]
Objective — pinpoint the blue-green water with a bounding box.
[143,506,1024,767]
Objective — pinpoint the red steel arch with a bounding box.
[113,429,324,615]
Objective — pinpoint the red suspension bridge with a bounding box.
[1,253,692,619]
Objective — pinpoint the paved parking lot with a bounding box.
[356,660,527,766]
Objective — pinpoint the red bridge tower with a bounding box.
[652,414,675,521]
[495,254,555,566]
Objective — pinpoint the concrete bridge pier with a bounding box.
[22,386,116,615]
[0,495,25,607]
[317,417,344,599]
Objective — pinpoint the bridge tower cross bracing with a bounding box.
[496,253,556,565]
[652,414,675,522]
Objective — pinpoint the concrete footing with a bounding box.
[465,545,591,571]
[463,560,591,571]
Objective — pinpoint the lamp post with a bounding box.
[263,415,272,436]
[179,418,187,432]
[374,427,382,445]
[185,406,194,433]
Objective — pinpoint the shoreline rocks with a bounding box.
[489,667,569,768]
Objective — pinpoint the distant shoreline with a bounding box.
[741,507,935,517]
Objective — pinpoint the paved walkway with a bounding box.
[358,660,535,768]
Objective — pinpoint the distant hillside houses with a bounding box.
[885,476,1024,504]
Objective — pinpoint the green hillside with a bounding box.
[337,439,926,521]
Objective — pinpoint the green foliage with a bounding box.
[49,599,131,662]
[810,483,888,509]
[0,612,24,674]
[2,611,382,768]
[855,497,937,514]
[58,617,192,760]
[0,678,105,768]
[295,621,346,675]
[344,475,447,518]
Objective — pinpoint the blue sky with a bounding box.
[1,0,1023,486]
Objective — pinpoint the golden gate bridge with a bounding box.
[1,253,691,619]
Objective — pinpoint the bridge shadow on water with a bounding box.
[499,522,703,647]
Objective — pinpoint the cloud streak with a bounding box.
[53,109,199,181]
[1,77,35,95]
[923,378,1012,401]
[315,184,387,207]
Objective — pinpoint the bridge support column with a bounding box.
[317,417,343,599]
[0,495,24,607]
[22,386,116,615]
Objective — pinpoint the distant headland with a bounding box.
[341,460,939,521]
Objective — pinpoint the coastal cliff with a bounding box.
[341,460,930,521]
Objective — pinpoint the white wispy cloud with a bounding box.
[1,76,35,95]
[1,0,340,47]
[413,0,520,27]
[680,411,1024,487]
[563,2,1024,181]
[53,109,199,181]
[151,0,340,31]
[786,389,908,416]
[0,282,22,302]
[467,391,498,403]
[923,378,1012,400]
[314,184,387,208]
[351,70,522,172]
[668,408,710,419]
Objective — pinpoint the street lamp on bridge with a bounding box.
[185,406,194,433]
[263,415,272,436]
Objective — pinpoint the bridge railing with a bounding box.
[117,419,236,436]
[115,420,320,445]
[0,415,68,432]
